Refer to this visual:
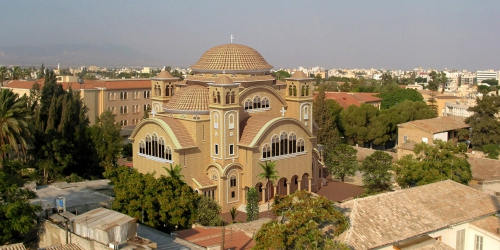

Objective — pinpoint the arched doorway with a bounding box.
[301,173,310,191]
[265,180,275,202]
[255,182,263,202]
[277,178,288,196]
[290,175,299,194]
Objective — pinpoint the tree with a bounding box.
[314,73,322,85]
[90,111,122,171]
[465,95,500,148]
[339,104,379,146]
[246,187,259,222]
[324,144,358,182]
[361,151,393,194]
[0,88,35,168]
[196,195,223,226]
[229,207,240,223]
[427,71,448,93]
[0,167,42,244]
[163,164,185,182]
[380,72,394,85]
[379,88,424,109]
[394,140,472,187]
[257,161,279,218]
[0,66,7,86]
[482,144,500,159]
[254,190,348,249]
[313,87,343,146]
[274,70,291,80]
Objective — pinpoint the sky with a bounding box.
[1,0,499,71]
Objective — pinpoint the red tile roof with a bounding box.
[177,227,255,250]
[404,116,469,134]
[314,92,381,109]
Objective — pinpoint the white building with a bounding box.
[477,70,498,83]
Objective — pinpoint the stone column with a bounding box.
[286,181,290,195]
[308,177,313,192]
[261,187,266,202]
[298,179,302,191]
[273,184,277,198]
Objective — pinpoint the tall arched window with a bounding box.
[244,99,253,110]
[231,91,235,103]
[226,92,230,104]
[289,133,297,153]
[301,86,306,96]
[271,135,279,157]
[253,96,261,109]
[228,114,235,129]
[261,97,270,108]
[166,146,172,161]
[165,84,170,97]
[303,106,309,120]
[159,138,165,158]
[297,139,305,152]
[262,144,271,158]
[230,175,237,187]
[289,85,293,96]
[280,132,288,155]
[152,134,158,157]
[213,91,217,103]
[217,91,221,104]
[139,141,145,154]
[306,85,310,96]
[146,135,151,155]
[214,114,219,129]
[293,85,297,96]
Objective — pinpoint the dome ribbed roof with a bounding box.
[191,44,273,72]
[214,75,234,85]
[164,85,209,111]
[289,71,310,79]
[152,70,177,80]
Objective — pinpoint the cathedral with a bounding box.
[130,43,325,212]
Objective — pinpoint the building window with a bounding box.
[230,176,237,187]
[456,229,465,250]
[144,104,150,111]
[303,106,309,120]
[214,144,219,155]
[475,235,483,250]
[261,97,270,108]
[228,114,235,129]
[229,144,234,155]
[120,106,128,114]
[214,114,219,129]
[280,132,288,155]
[120,91,128,100]
[262,144,271,158]
[231,191,235,198]
[297,139,305,152]
[289,133,297,153]
[165,146,172,161]
[144,90,150,99]
[404,135,408,142]
[120,120,128,127]
[253,95,261,109]
[244,99,253,110]
[139,141,145,154]
[271,135,279,157]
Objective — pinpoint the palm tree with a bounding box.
[10,66,22,80]
[0,66,7,86]
[257,160,279,218]
[0,88,35,167]
[163,164,185,182]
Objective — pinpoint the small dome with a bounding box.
[214,75,234,85]
[288,71,310,79]
[191,44,273,72]
[152,70,177,80]
[164,85,209,111]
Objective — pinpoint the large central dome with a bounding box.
[191,44,273,73]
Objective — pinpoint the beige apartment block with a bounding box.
[129,44,325,212]
[2,78,151,125]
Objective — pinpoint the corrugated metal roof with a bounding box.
[0,243,26,250]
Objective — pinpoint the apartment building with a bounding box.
[477,70,498,83]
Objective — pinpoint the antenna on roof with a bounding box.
[230,34,234,44]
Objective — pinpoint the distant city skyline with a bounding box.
[1,1,499,71]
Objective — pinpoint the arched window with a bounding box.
[261,97,270,108]
[146,135,151,155]
[165,84,170,97]
[306,85,310,96]
[280,132,288,155]
[217,91,221,104]
[301,86,306,96]
[230,175,237,187]
[228,114,234,129]
[231,91,235,103]
[271,135,279,156]
[262,144,271,158]
[139,141,145,154]
[297,139,305,152]
[214,114,219,129]
[253,96,261,109]
[166,146,172,161]
[213,91,217,103]
[289,85,293,96]
[159,138,165,158]
[289,133,297,153]
[303,106,309,120]
[293,85,297,96]
[152,134,158,157]
[244,99,253,110]
[226,92,230,104]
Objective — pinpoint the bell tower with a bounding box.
[285,71,314,132]
[208,76,241,166]
[150,70,179,113]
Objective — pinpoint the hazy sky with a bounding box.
[1,0,499,71]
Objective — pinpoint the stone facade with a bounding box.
[129,44,325,212]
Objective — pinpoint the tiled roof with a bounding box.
[338,180,500,249]
[158,117,196,148]
[153,70,176,79]
[288,71,310,79]
[4,79,150,90]
[186,74,274,83]
[164,85,209,111]
[193,175,216,188]
[414,240,455,250]
[470,216,500,236]
[0,243,26,250]
[468,156,500,181]
[191,44,273,71]
[404,116,469,134]
[214,75,234,85]
[239,115,277,146]
[314,92,382,109]
[177,227,255,250]
[41,244,84,250]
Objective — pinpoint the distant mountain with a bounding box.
[0,43,163,67]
